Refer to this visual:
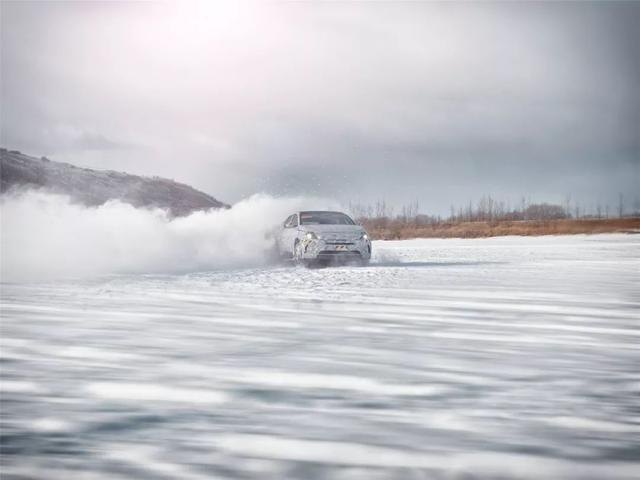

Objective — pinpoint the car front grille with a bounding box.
[322,234,358,245]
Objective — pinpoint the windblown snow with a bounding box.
[0,190,338,281]
[1,227,638,479]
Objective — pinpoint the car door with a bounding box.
[278,215,294,255]
[279,214,298,256]
[276,215,290,255]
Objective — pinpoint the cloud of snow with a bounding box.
[0,190,338,282]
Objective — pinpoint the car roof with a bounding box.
[299,210,347,214]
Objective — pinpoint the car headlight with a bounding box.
[305,232,318,240]
[360,233,369,241]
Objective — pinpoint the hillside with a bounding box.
[0,148,228,216]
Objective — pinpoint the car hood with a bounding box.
[299,224,365,235]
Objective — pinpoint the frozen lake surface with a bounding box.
[1,234,639,479]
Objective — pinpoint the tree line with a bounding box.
[348,194,640,226]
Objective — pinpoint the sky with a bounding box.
[1,1,639,215]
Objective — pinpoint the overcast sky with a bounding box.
[2,1,638,214]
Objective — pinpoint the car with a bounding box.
[275,211,372,266]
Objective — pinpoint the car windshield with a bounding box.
[299,212,355,225]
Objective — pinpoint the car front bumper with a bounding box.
[299,238,372,261]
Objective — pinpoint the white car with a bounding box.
[275,211,372,266]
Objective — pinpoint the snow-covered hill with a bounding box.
[0,148,228,216]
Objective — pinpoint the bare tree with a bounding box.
[465,200,473,222]
[563,194,572,218]
[495,200,505,220]
[525,203,567,220]
[618,193,625,218]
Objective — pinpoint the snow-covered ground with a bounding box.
[1,234,639,479]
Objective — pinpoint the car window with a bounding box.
[300,212,355,225]
[284,214,298,228]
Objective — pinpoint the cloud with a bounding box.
[39,125,130,151]
[1,1,638,213]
